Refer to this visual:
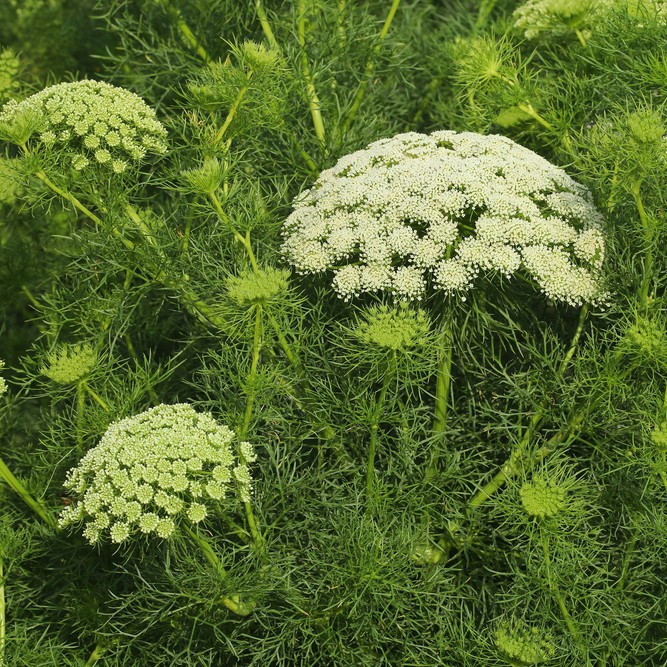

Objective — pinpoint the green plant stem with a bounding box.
[32,170,102,226]
[336,0,401,138]
[214,71,253,146]
[76,382,85,449]
[539,524,589,663]
[297,0,326,146]
[337,0,347,46]
[255,0,279,51]
[469,305,589,508]
[631,181,653,311]
[157,0,210,61]
[236,306,265,553]
[85,641,107,667]
[574,28,588,48]
[81,381,109,412]
[182,525,252,615]
[475,0,500,28]
[426,319,454,481]
[0,458,56,528]
[366,353,395,499]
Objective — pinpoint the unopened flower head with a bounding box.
[520,477,567,518]
[180,156,225,195]
[355,304,431,352]
[59,403,254,544]
[494,620,555,664]
[41,343,97,385]
[623,315,667,365]
[0,80,167,170]
[281,131,606,306]
[226,267,290,307]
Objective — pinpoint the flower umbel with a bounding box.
[520,477,567,518]
[281,131,606,306]
[494,620,555,664]
[0,80,167,170]
[41,343,97,385]
[59,403,254,544]
[354,304,431,352]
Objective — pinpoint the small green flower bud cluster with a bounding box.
[41,343,97,385]
[520,477,567,518]
[59,403,256,544]
[180,156,226,195]
[226,267,290,307]
[626,110,666,145]
[354,304,430,352]
[0,80,167,173]
[495,621,555,664]
[241,41,282,71]
[651,422,667,453]
[624,316,667,366]
[282,131,607,306]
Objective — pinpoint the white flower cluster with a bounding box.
[281,131,606,307]
[514,0,667,39]
[0,80,167,173]
[59,403,256,545]
[0,359,6,396]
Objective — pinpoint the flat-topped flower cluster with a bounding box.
[0,79,167,173]
[282,131,606,306]
[59,403,255,544]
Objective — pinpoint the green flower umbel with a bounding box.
[59,403,256,544]
[354,303,430,352]
[0,79,167,172]
[520,477,567,518]
[226,267,290,308]
[495,620,555,665]
[41,343,97,385]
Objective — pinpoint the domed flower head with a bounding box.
[226,267,291,308]
[59,403,255,545]
[354,303,431,353]
[494,619,555,664]
[0,80,167,171]
[41,343,97,385]
[281,131,606,307]
[520,477,567,519]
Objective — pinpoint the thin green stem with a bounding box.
[426,319,454,481]
[157,0,210,61]
[469,305,589,508]
[255,0,279,51]
[336,0,401,138]
[214,75,252,146]
[366,354,395,499]
[0,458,56,528]
[20,285,42,310]
[475,0,500,29]
[337,0,347,47]
[85,641,107,667]
[574,28,588,48]
[298,0,326,146]
[631,181,653,311]
[182,525,253,615]
[540,524,589,663]
[236,306,265,553]
[81,381,110,412]
[32,170,102,225]
[266,312,299,368]
[76,382,85,449]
